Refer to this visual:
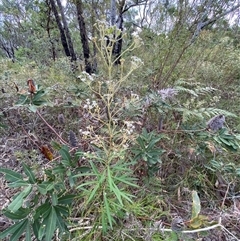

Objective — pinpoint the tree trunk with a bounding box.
[91,0,97,72]
[49,0,70,58]
[56,0,77,61]
[111,0,124,65]
[75,0,92,74]
[46,0,56,61]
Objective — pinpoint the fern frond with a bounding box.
[175,82,217,97]
[195,86,218,95]
[175,107,237,123]
[175,86,198,97]
[175,79,204,87]
[197,108,237,118]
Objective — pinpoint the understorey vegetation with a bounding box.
[0,1,240,240]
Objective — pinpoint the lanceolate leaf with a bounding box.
[0,168,23,182]
[54,205,69,217]
[45,207,57,241]
[25,222,32,241]
[59,146,71,162]
[9,219,28,241]
[22,163,36,184]
[32,220,41,240]
[34,202,51,220]
[8,180,29,188]
[0,219,27,239]
[55,208,69,233]
[4,207,30,220]
[58,194,76,205]
[8,185,32,212]
[103,192,113,228]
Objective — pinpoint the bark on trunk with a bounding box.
[49,0,70,58]
[56,0,77,61]
[111,0,124,65]
[75,0,92,74]
[46,0,56,61]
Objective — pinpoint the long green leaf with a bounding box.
[86,172,105,205]
[107,166,114,192]
[103,192,112,228]
[8,180,29,188]
[4,207,30,220]
[45,207,57,241]
[86,182,100,205]
[76,180,97,190]
[0,220,26,239]
[147,137,162,149]
[10,219,28,241]
[55,208,68,233]
[55,205,69,217]
[0,168,23,182]
[52,193,58,206]
[111,181,123,206]
[59,146,71,162]
[32,220,41,240]
[25,222,31,241]
[8,185,32,212]
[34,202,51,220]
[22,163,36,184]
[90,160,100,175]
[58,194,76,205]
[114,176,139,187]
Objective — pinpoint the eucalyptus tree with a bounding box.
[0,0,31,60]
[49,0,72,59]
[129,0,240,87]
[74,0,93,73]
[109,0,148,64]
[54,0,77,61]
[0,0,62,62]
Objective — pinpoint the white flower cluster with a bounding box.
[83,99,98,110]
[79,125,94,139]
[79,129,91,136]
[77,71,96,82]
[131,56,144,69]
[123,121,135,135]
[158,87,178,101]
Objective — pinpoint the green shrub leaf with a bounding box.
[4,207,30,220]
[8,185,32,212]
[45,207,57,241]
[22,163,36,184]
[10,219,29,241]
[0,168,23,182]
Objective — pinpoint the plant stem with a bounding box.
[36,110,68,145]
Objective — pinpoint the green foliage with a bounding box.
[1,4,240,240]
[15,87,51,112]
[131,128,166,175]
[189,191,208,229]
[0,146,90,240]
[74,152,138,232]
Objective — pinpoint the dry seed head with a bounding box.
[69,130,78,147]
[207,114,225,131]
[58,114,65,124]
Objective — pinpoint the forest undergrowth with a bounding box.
[0,22,240,241]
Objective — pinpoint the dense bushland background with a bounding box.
[0,1,240,240]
